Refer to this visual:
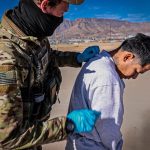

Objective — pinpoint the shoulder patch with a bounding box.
[0,65,16,85]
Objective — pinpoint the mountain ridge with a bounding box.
[50,18,150,42]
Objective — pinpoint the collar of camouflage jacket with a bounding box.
[1,13,42,45]
[1,12,26,37]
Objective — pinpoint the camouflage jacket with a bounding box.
[0,13,81,149]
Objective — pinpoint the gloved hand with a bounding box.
[66,109,100,133]
[77,46,100,63]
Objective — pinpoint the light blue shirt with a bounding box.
[68,50,125,150]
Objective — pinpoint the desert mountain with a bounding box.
[50,18,150,43]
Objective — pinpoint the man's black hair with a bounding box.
[120,33,150,65]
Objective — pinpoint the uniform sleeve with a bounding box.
[0,44,67,149]
[90,73,123,150]
[6,116,67,149]
[0,47,23,142]
[51,49,82,67]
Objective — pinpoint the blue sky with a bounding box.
[0,0,150,22]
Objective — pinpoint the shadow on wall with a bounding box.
[123,110,150,150]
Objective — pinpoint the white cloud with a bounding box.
[95,14,121,20]
[121,13,148,22]
[88,6,102,10]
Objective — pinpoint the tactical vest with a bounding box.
[0,26,62,123]
[21,39,62,122]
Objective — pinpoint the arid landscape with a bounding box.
[43,41,150,150]
[0,0,150,149]
[49,18,150,44]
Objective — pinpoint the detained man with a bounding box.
[66,33,150,150]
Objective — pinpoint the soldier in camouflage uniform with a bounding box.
[0,0,100,149]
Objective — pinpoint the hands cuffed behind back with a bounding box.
[66,109,101,133]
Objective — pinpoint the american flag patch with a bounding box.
[0,70,16,85]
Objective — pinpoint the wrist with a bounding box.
[65,118,75,134]
[76,53,83,63]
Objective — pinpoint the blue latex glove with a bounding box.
[67,109,101,132]
[77,46,100,63]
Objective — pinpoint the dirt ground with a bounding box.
[52,41,122,52]
[43,41,150,150]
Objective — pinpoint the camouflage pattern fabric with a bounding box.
[0,12,81,150]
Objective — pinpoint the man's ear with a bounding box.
[40,0,49,13]
[123,52,135,62]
